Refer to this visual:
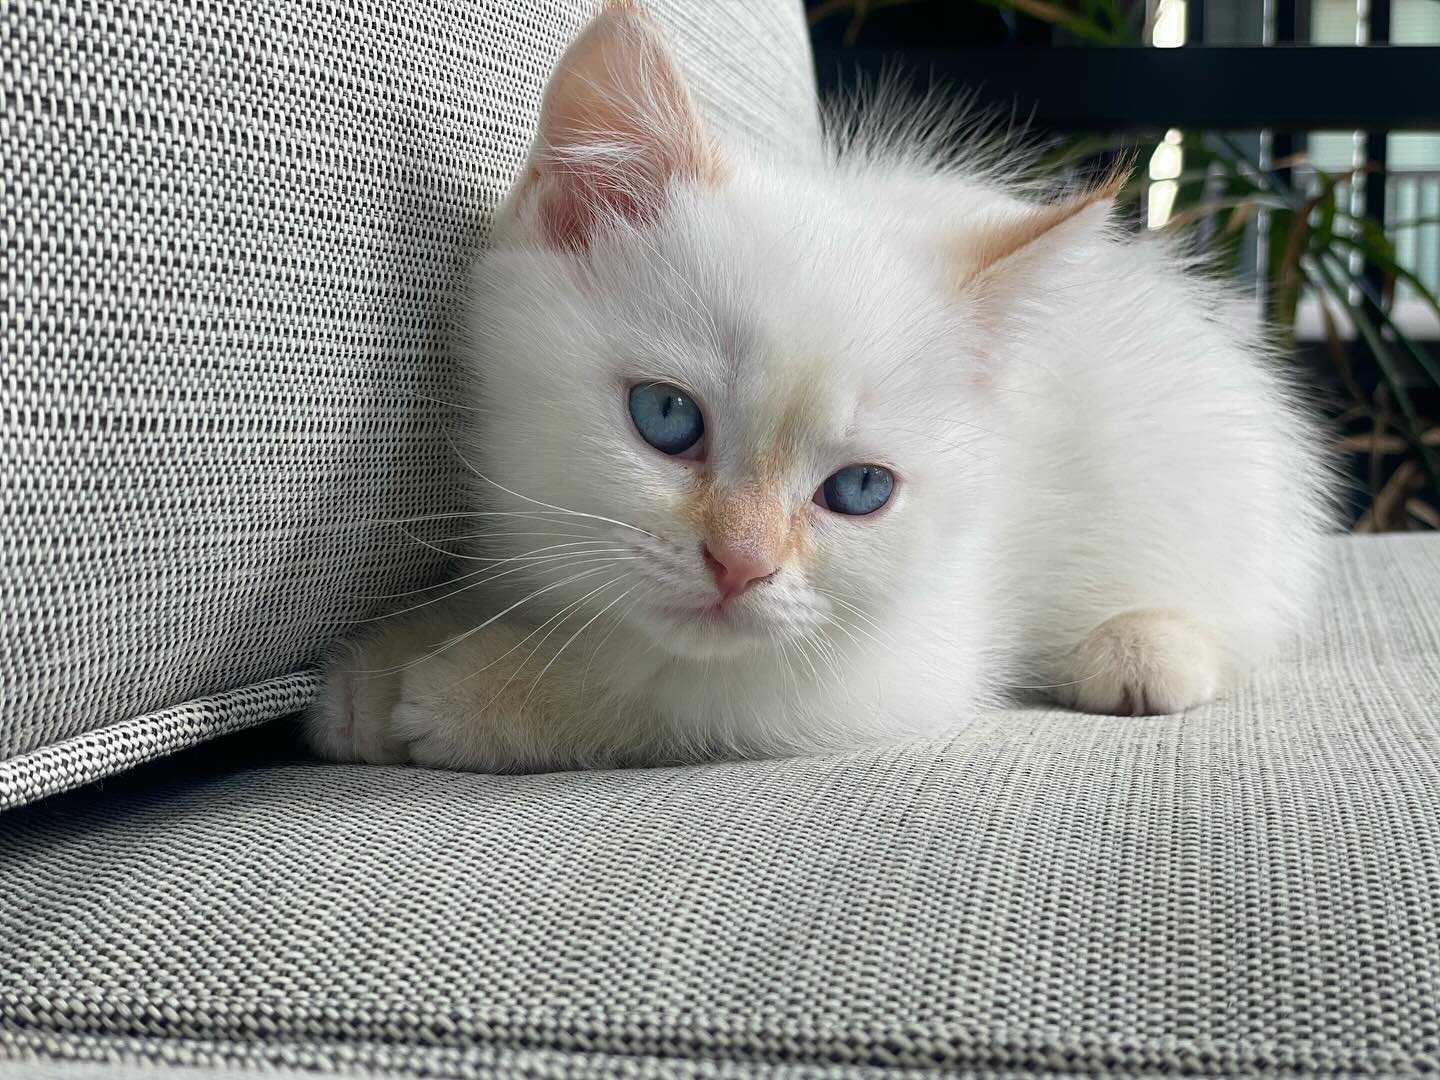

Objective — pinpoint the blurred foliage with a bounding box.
[809,0,1440,530]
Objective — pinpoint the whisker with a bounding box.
[432,574,626,697]
[823,611,893,662]
[410,392,480,412]
[821,612,863,651]
[400,521,630,567]
[353,543,631,602]
[767,628,801,700]
[374,510,603,529]
[825,594,891,639]
[999,670,1107,690]
[787,628,825,686]
[436,541,633,567]
[429,529,600,545]
[486,576,627,710]
[824,609,898,657]
[821,594,917,660]
[803,625,846,685]
[442,433,661,541]
[825,609,948,684]
[522,581,636,711]
[392,524,485,563]
[789,639,823,696]
[356,566,620,677]
[351,554,638,626]
[581,590,646,699]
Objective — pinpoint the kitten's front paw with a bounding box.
[1058,609,1228,716]
[306,638,410,764]
[391,670,460,770]
[390,621,540,772]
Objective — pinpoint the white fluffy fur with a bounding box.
[306,6,1332,772]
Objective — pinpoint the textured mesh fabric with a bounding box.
[0,1058,979,1080]
[0,673,319,810]
[2,535,1438,1077]
[0,0,819,798]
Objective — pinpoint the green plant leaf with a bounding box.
[1330,224,1440,324]
[1310,254,1440,508]
[1328,251,1440,396]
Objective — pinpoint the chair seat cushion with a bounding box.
[3,535,1438,1077]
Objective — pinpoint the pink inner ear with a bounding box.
[529,6,710,253]
[538,164,617,254]
[537,149,672,254]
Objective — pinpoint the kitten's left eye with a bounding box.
[628,382,704,456]
[816,465,895,516]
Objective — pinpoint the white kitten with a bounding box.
[306,4,1331,772]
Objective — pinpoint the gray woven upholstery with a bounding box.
[0,673,319,809]
[0,0,819,807]
[3,535,1437,1077]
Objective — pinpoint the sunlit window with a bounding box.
[1147,129,1185,229]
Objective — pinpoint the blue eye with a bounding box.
[818,465,894,516]
[628,382,704,455]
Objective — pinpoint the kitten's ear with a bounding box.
[524,2,717,252]
[956,166,1131,323]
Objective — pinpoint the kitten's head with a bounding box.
[469,3,1116,664]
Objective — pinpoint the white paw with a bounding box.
[391,675,456,769]
[1058,609,1227,716]
[389,646,531,772]
[304,641,410,764]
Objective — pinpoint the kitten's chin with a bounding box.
[631,604,770,662]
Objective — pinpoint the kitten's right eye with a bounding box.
[628,382,704,456]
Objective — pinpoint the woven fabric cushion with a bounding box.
[0,0,819,808]
[2,535,1437,1078]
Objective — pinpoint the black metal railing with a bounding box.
[813,46,1440,131]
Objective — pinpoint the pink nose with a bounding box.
[703,543,777,602]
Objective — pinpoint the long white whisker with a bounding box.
[999,670,1108,690]
[440,541,632,567]
[787,629,824,686]
[433,575,625,697]
[393,524,478,563]
[822,595,912,659]
[442,434,660,541]
[354,544,631,603]
[825,594,893,640]
[375,510,603,529]
[581,590,645,699]
[352,555,637,627]
[430,529,600,545]
[485,576,627,709]
[768,628,802,700]
[523,582,636,711]
[351,561,616,679]
[823,612,881,659]
[399,526,617,563]
[440,600,593,692]
[803,625,846,685]
[839,613,917,667]
[825,609,947,685]
[410,392,479,413]
[358,566,623,677]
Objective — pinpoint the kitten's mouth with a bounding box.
[662,600,758,632]
[668,601,732,622]
[638,597,779,660]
